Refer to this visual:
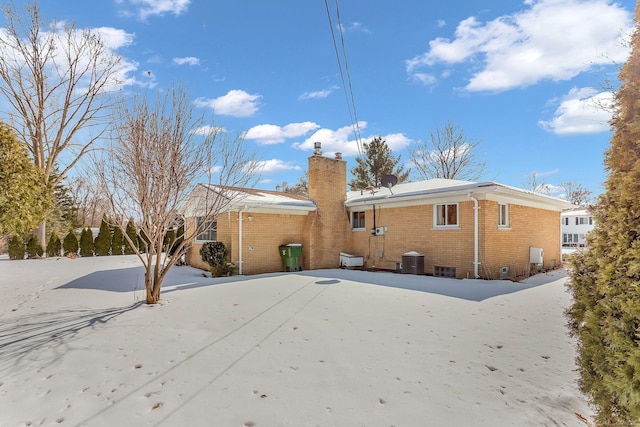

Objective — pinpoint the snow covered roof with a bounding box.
[561,208,591,217]
[345,179,574,211]
[204,184,316,214]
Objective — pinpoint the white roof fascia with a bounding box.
[345,181,573,212]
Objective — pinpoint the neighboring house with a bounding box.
[561,208,595,249]
[185,150,573,279]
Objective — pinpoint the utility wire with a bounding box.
[324,0,364,158]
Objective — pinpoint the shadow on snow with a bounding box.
[54,261,568,303]
[0,304,141,374]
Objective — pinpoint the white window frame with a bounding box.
[434,203,458,228]
[498,203,509,228]
[351,211,366,230]
[195,217,217,242]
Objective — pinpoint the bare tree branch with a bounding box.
[93,86,258,304]
[0,1,125,246]
[409,121,486,181]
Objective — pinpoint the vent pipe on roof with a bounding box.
[313,141,322,155]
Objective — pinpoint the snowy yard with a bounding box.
[0,255,592,426]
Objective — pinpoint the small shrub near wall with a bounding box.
[200,241,235,277]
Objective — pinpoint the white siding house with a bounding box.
[561,208,594,250]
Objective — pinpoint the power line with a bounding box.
[323,0,364,158]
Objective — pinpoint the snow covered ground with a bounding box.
[0,254,592,426]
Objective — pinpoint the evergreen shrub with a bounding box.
[94,216,112,256]
[200,241,234,277]
[26,234,43,258]
[112,226,124,255]
[47,231,62,257]
[124,219,137,254]
[63,229,79,256]
[79,227,93,257]
[8,234,24,260]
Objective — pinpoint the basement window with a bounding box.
[434,266,456,278]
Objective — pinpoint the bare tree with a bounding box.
[523,171,553,195]
[559,181,592,206]
[66,175,110,227]
[0,1,124,245]
[94,87,258,304]
[409,121,486,181]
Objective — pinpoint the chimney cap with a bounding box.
[313,141,322,155]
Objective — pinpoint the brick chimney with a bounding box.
[306,147,350,269]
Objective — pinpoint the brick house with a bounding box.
[186,150,573,279]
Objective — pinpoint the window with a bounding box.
[578,217,591,225]
[351,211,365,230]
[563,217,569,226]
[434,203,458,227]
[196,217,217,241]
[563,233,580,246]
[498,203,509,227]
[434,266,456,278]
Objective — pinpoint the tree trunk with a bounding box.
[144,266,162,304]
[37,221,46,253]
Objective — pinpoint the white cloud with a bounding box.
[192,125,226,136]
[244,122,320,145]
[292,123,411,157]
[293,123,368,156]
[406,0,633,91]
[339,22,370,33]
[10,24,139,91]
[194,90,261,117]
[93,26,135,50]
[538,87,614,134]
[173,56,200,66]
[409,72,437,86]
[250,159,303,175]
[298,85,340,100]
[119,0,191,20]
[383,133,412,151]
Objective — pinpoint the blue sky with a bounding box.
[36,0,635,197]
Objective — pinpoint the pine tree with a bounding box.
[163,227,176,253]
[124,218,138,255]
[112,225,124,255]
[8,233,24,260]
[169,222,184,256]
[566,4,640,425]
[47,231,62,257]
[0,122,52,235]
[94,215,112,256]
[26,234,43,258]
[63,229,79,256]
[349,136,410,190]
[79,227,94,257]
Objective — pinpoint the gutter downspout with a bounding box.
[238,205,247,275]
[468,193,480,279]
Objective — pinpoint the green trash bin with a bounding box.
[279,243,303,271]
